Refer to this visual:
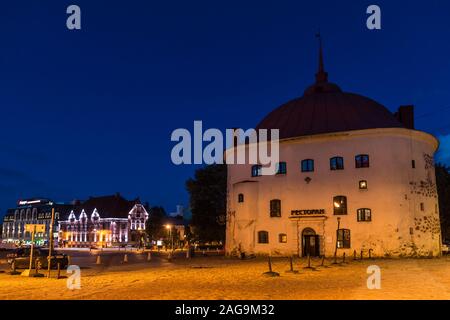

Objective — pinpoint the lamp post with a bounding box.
[334,217,341,263]
[165,224,174,252]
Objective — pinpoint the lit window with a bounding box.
[279,233,287,243]
[355,154,370,168]
[258,231,269,244]
[330,157,344,170]
[301,159,314,172]
[238,193,244,203]
[276,162,287,175]
[337,229,351,248]
[270,199,281,217]
[333,196,347,215]
[357,208,372,222]
[359,180,368,190]
[251,165,262,177]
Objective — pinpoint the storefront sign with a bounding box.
[290,209,325,217]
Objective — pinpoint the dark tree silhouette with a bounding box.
[145,206,168,241]
[436,163,450,242]
[186,164,227,243]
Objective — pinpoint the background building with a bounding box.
[1,199,73,246]
[58,193,149,248]
[225,46,441,258]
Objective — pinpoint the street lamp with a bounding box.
[165,224,174,252]
[333,217,341,264]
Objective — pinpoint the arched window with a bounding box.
[238,193,244,203]
[258,231,269,244]
[330,156,344,170]
[278,233,287,243]
[270,199,281,217]
[20,209,25,221]
[251,165,262,177]
[357,208,372,222]
[32,208,37,220]
[333,196,347,215]
[276,162,287,175]
[301,159,314,172]
[337,229,351,248]
[355,154,370,168]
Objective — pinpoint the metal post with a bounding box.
[28,227,35,272]
[57,263,61,279]
[360,250,363,260]
[47,207,55,278]
[343,252,346,264]
[289,256,294,272]
[268,255,273,273]
[321,255,325,267]
[353,250,357,261]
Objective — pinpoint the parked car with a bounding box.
[7,247,68,270]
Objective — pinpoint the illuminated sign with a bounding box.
[290,209,325,217]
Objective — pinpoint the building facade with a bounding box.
[225,47,441,258]
[58,194,149,248]
[1,199,73,246]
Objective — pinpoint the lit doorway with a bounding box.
[302,228,320,257]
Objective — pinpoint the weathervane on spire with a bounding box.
[315,32,328,83]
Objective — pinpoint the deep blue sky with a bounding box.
[0,0,449,218]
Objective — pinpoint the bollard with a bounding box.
[123,254,128,263]
[332,252,339,265]
[186,249,190,259]
[147,251,152,261]
[303,254,314,270]
[57,263,61,279]
[285,256,298,274]
[10,260,20,275]
[262,254,279,277]
[360,250,363,260]
[321,255,325,267]
[353,250,357,261]
[342,252,346,264]
[96,255,102,265]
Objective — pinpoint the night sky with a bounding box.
[0,0,449,218]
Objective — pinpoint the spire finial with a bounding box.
[315,32,328,83]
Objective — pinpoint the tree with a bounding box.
[145,206,167,241]
[436,163,450,241]
[186,164,227,243]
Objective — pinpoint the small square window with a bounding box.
[277,162,287,175]
[359,180,368,190]
[420,203,425,211]
[251,165,262,177]
[301,159,314,172]
[412,160,416,169]
[238,193,244,203]
[278,233,287,243]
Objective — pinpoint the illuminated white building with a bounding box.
[225,45,441,258]
[58,194,149,248]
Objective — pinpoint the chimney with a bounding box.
[395,105,415,129]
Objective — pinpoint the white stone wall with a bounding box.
[225,128,441,258]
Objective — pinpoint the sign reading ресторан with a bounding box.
[290,209,325,217]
